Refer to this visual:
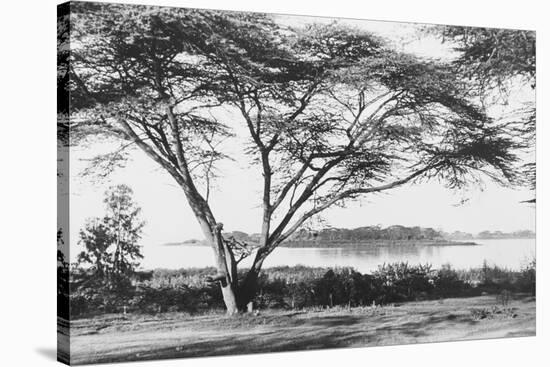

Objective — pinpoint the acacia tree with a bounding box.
[66,3,520,313]
[67,3,263,312]
[225,32,521,303]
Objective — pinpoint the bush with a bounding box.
[517,260,536,295]
[434,264,470,297]
[372,262,435,302]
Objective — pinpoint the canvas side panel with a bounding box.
[57,1,71,365]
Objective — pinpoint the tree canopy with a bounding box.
[431,25,535,196]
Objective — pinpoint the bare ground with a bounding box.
[69,295,536,365]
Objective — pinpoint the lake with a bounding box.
[141,238,536,273]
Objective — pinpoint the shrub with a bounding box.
[517,260,536,295]
[373,262,435,302]
[433,264,470,297]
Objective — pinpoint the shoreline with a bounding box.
[163,239,481,248]
[279,239,479,248]
[163,237,535,248]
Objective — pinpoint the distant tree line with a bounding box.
[181,226,534,245]
[213,225,444,244]
[475,230,536,240]
[443,229,535,240]
[289,225,442,242]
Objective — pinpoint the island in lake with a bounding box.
[164,225,534,248]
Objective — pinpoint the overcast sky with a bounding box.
[68,15,536,251]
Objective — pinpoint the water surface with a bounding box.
[141,238,535,272]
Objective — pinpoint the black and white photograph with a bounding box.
[56,0,537,365]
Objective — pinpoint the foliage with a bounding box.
[431,25,536,194]
[433,264,470,297]
[373,262,434,302]
[57,228,70,319]
[70,261,536,318]
[436,27,535,91]
[57,3,71,147]
[517,259,536,295]
[76,184,145,289]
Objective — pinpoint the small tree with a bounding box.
[77,184,145,286]
[77,218,112,279]
[103,184,145,280]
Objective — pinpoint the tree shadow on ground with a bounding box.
[373,314,477,339]
[78,311,480,364]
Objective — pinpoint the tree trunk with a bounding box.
[211,223,239,315]
[238,271,259,311]
[220,283,239,315]
[124,112,243,314]
[237,248,269,310]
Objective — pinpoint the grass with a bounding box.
[68,294,535,365]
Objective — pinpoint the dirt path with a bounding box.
[69,295,535,365]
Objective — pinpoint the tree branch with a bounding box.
[271,163,440,248]
[271,156,313,213]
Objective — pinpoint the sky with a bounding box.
[67,14,536,257]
